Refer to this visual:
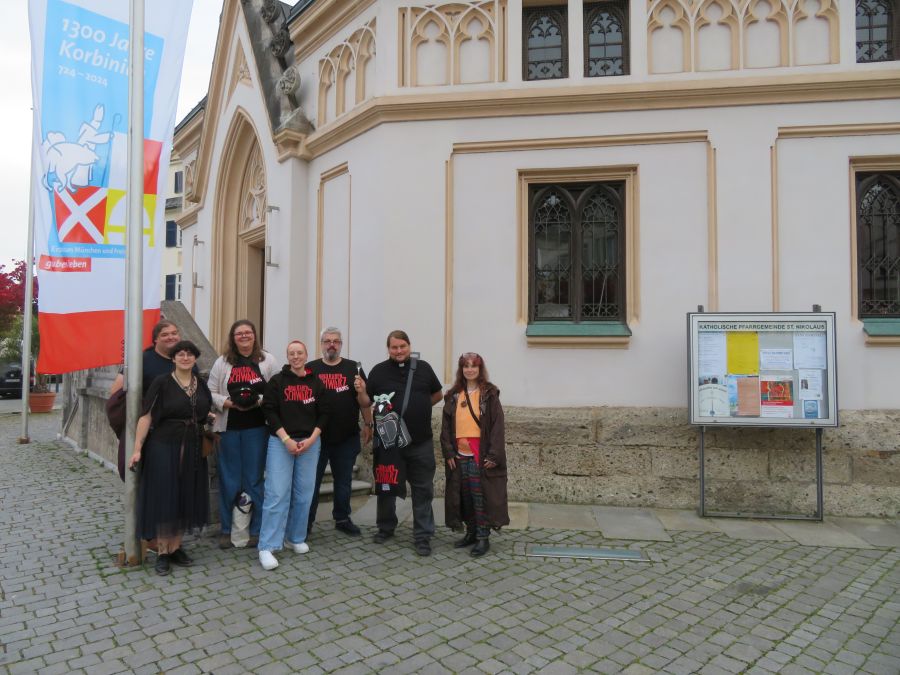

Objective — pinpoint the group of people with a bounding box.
[121,320,509,575]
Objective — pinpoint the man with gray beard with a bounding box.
[306,327,373,535]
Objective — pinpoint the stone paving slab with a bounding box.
[709,517,795,541]
[830,517,900,548]
[507,502,529,530]
[592,506,673,542]
[772,520,874,549]
[1,412,898,675]
[529,502,604,531]
[653,508,724,533]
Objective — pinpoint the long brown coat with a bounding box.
[440,383,510,530]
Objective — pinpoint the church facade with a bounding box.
[174,0,900,515]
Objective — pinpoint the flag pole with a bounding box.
[18,145,37,445]
[122,0,145,566]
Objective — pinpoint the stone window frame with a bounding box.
[518,166,639,347]
[849,156,900,344]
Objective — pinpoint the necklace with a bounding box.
[173,372,196,394]
[466,385,478,394]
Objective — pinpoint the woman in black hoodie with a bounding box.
[257,340,328,570]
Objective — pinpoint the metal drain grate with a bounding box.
[526,545,650,562]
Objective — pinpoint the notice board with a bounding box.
[687,313,838,428]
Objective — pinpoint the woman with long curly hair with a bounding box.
[440,352,509,556]
[208,320,279,548]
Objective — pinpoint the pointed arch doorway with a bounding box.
[211,112,269,350]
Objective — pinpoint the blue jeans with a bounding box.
[308,434,361,528]
[217,426,269,536]
[258,435,321,552]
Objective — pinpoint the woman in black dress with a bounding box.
[129,340,212,575]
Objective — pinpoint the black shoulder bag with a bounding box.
[373,355,419,498]
[375,355,417,450]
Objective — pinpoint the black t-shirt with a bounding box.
[308,358,367,443]
[366,357,442,444]
[226,357,267,430]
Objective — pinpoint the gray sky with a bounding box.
[0,0,231,267]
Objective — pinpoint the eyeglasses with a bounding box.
[234,331,254,338]
[461,352,480,359]
[322,339,343,345]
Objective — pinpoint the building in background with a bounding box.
[162,155,185,303]
[172,0,900,516]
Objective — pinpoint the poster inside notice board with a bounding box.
[687,312,838,428]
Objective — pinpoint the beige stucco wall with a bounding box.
[172,0,900,516]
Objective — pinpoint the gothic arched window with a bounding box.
[857,172,900,316]
[584,1,629,77]
[529,182,625,322]
[856,0,897,62]
[523,6,568,80]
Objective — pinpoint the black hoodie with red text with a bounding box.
[262,365,329,439]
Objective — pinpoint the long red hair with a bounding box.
[448,352,489,395]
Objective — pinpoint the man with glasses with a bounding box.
[306,327,373,535]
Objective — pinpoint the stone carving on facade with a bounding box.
[260,0,281,24]
[184,158,197,203]
[239,146,266,234]
[648,0,839,73]
[229,47,253,99]
[318,19,377,128]
[398,0,508,87]
[270,25,292,59]
[277,65,301,96]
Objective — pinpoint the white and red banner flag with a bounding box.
[29,0,192,373]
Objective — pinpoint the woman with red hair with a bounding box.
[440,352,509,556]
[257,340,328,570]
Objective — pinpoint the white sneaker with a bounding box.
[286,541,309,554]
[258,550,279,570]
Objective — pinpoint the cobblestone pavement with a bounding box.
[1,413,898,675]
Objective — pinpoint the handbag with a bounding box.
[374,356,417,451]
[372,355,418,497]
[373,443,407,498]
[231,492,252,547]
[189,380,218,458]
[201,429,220,458]
[106,388,126,439]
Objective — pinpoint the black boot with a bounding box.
[454,531,477,548]
[471,539,490,557]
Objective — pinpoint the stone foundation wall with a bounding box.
[67,381,899,518]
[62,368,119,469]
[364,405,899,518]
